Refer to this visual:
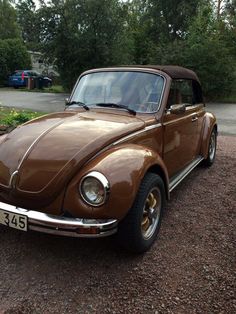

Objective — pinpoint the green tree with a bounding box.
[0,0,21,39]
[222,0,236,53]
[125,0,153,64]
[11,0,236,98]
[15,0,41,50]
[184,5,235,98]
[0,38,31,85]
[147,0,206,42]
[39,0,134,89]
[125,0,208,64]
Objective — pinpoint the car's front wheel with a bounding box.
[116,173,165,253]
[202,127,217,167]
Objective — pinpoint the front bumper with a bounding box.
[0,201,118,238]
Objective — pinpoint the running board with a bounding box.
[169,156,204,192]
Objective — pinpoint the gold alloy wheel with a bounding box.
[209,131,216,161]
[141,187,161,239]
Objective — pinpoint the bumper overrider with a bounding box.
[0,201,118,237]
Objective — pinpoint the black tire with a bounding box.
[202,127,217,167]
[116,173,166,253]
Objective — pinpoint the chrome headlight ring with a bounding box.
[79,171,110,207]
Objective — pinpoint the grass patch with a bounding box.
[44,85,65,93]
[24,85,66,93]
[217,94,236,103]
[0,107,45,128]
[215,86,236,103]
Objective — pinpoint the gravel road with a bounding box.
[0,136,235,314]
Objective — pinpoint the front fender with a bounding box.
[200,112,217,158]
[63,144,169,220]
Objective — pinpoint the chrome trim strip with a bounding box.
[5,121,63,188]
[163,114,194,126]
[169,156,204,192]
[157,74,167,112]
[16,121,63,172]
[29,225,116,238]
[113,123,162,146]
[145,124,162,131]
[79,171,110,207]
[9,171,19,189]
[0,201,118,238]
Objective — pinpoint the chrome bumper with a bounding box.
[0,201,118,238]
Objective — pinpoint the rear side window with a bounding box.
[192,81,203,104]
[13,71,23,76]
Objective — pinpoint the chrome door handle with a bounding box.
[191,116,198,122]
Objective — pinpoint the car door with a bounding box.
[162,79,204,178]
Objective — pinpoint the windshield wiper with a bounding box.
[67,101,90,111]
[95,103,136,115]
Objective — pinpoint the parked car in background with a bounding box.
[8,70,52,88]
[0,65,217,253]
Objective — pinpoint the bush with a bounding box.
[0,108,42,127]
[0,39,31,86]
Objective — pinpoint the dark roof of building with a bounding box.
[127,65,200,83]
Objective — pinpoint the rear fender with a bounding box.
[200,112,217,158]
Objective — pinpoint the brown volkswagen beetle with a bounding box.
[0,66,217,253]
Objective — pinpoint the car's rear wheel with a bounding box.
[116,173,165,253]
[202,127,217,167]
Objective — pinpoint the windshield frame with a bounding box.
[69,69,167,114]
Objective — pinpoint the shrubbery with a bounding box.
[0,107,43,127]
[0,39,31,86]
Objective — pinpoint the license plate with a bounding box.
[0,209,28,231]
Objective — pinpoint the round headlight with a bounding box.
[80,172,109,206]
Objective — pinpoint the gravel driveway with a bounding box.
[0,136,235,314]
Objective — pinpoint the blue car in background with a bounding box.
[8,70,52,88]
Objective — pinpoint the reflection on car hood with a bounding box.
[0,110,144,203]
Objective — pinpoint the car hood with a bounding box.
[0,110,144,204]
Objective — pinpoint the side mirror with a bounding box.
[65,98,69,106]
[170,104,186,114]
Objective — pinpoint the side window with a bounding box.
[167,80,183,109]
[167,79,199,109]
[176,80,193,105]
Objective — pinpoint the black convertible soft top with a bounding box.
[126,65,200,83]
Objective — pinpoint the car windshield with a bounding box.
[70,71,165,113]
